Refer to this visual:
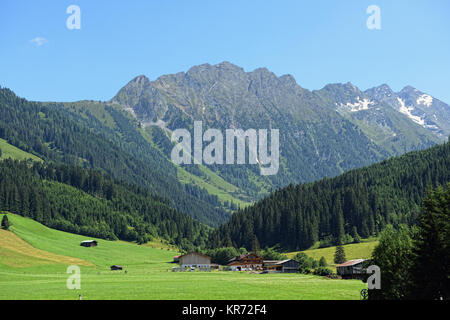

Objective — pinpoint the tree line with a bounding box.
[0,159,210,250]
[209,140,450,251]
[0,87,229,226]
[370,183,449,300]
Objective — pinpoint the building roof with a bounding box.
[336,259,365,267]
[81,240,97,243]
[228,253,262,263]
[263,259,296,265]
[179,252,211,260]
[263,260,281,264]
[275,259,293,265]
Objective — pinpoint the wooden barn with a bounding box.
[110,265,123,271]
[80,240,98,247]
[228,253,263,271]
[179,252,211,269]
[263,259,301,273]
[336,259,366,279]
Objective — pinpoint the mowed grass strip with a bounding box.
[0,228,92,267]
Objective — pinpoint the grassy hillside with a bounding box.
[286,240,379,267]
[0,213,366,300]
[0,213,178,270]
[177,166,251,209]
[0,138,42,162]
[0,227,92,268]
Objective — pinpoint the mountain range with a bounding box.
[1,62,449,229]
[110,62,449,203]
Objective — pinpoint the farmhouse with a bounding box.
[228,253,263,271]
[263,259,301,273]
[336,259,366,279]
[179,252,211,269]
[80,240,97,247]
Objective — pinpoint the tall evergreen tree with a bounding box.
[1,214,10,230]
[334,245,346,264]
[352,226,361,243]
[409,184,450,300]
[251,235,260,254]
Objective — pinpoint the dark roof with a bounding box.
[228,252,262,263]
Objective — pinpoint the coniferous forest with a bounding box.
[0,86,449,255]
[0,87,229,227]
[209,141,450,251]
[0,159,209,250]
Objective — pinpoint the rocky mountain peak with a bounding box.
[365,84,394,96]
[128,75,150,87]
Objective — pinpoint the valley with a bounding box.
[0,214,365,300]
[0,63,449,301]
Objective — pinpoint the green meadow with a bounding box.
[0,138,42,162]
[0,214,366,300]
[286,240,379,267]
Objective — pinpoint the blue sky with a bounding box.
[1,0,449,103]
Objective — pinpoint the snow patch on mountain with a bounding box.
[340,97,374,112]
[417,94,433,107]
[397,98,425,126]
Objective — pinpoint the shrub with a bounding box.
[319,256,327,267]
[313,267,333,277]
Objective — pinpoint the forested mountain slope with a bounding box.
[0,87,229,226]
[209,141,450,251]
[0,159,209,250]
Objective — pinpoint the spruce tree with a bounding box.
[334,245,346,264]
[352,226,361,243]
[410,184,450,300]
[319,256,327,267]
[1,215,10,230]
[251,235,260,254]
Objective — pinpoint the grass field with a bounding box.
[286,240,378,267]
[0,213,366,300]
[0,138,42,162]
